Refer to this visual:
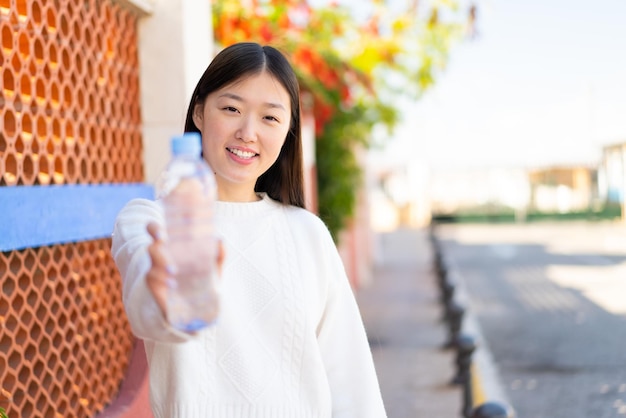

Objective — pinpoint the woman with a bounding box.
[111,42,387,418]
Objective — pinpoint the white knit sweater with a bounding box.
[111,194,387,418]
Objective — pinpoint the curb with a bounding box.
[466,309,511,407]
[447,262,513,411]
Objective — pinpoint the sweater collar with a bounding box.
[215,193,278,218]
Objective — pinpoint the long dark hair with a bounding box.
[184,42,305,208]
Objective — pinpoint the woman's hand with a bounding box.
[144,222,225,319]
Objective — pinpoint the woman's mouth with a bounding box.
[227,147,258,159]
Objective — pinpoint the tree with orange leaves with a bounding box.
[212,0,475,239]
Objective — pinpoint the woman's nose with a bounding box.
[236,118,257,142]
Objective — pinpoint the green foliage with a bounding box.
[316,100,397,241]
[0,406,8,418]
[316,105,367,240]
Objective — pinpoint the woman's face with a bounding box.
[193,71,292,202]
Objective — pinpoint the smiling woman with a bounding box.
[184,42,305,208]
[111,42,388,418]
[190,72,292,202]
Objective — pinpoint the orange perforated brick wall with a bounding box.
[1,241,134,417]
[0,0,143,186]
[1,1,143,417]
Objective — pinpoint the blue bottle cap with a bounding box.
[171,132,202,156]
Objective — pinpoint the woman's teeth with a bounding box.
[228,148,256,159]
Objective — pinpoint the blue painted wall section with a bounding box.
[0,184,154,251]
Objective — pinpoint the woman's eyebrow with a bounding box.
[218,93,286,111]
[218,92,243,101]
[266,102,287,111]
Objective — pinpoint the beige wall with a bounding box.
[135,0,213,184]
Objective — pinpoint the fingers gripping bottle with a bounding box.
[156,132,219,332]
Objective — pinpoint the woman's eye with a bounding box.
[223,106,239,113]
[264,115,279,122]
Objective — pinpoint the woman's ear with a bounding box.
[192,104,204,131]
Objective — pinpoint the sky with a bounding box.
[367,0,626,170]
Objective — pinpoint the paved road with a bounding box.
[435,222,626,418]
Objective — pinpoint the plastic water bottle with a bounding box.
[155,132,219,332]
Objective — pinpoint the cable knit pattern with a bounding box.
[111,194,387,418]
[201,325,217,401]
[277,207,306,406]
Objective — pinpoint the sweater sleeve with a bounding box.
[314,225,387,418]
[111,198,194,343]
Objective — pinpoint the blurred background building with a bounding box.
[364,0,626,228]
